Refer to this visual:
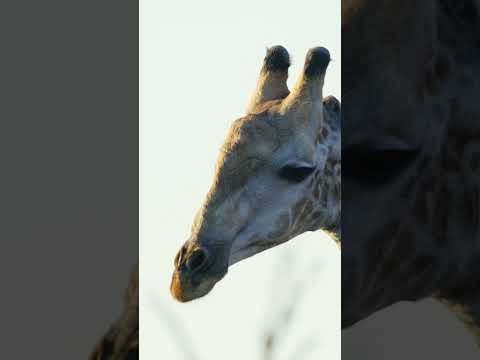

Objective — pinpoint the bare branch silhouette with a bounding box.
[150,295,200,360]
[261,246,323,360]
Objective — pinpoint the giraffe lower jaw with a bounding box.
[170,267,228,302]
[228,242,277,266]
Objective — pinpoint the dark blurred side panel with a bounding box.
[1,1,138,359]
[342,0,480,358]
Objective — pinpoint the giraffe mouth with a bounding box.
[170,266,228,302]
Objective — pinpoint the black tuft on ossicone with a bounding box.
[263,45,291,72]
[304,47,331,77]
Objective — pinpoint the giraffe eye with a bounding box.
[278,165,315,182]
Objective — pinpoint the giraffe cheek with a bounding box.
[220,200,251,233]
[266,212,291,240]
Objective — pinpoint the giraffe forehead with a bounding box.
[210,116,284,195]
[210,107,320,197]
[221,115,287,163]
[215,134,274,188]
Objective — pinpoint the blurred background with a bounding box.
[139,0,341,358]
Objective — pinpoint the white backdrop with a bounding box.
[140,1,340,358]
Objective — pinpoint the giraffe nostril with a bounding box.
[186,249,209,273]
[174,244,188,268]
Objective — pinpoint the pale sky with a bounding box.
[140,1,340,359]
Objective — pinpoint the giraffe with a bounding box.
[90,264,139,360]
[170,45,341,302]
[342,0,480,347]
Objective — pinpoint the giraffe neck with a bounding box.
[304,110,341,238]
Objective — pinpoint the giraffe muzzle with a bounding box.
[170,242,229,302]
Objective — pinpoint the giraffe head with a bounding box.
[170,46,339,302]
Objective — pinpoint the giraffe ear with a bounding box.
[323,95,341,129]
[246,45,291,114]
